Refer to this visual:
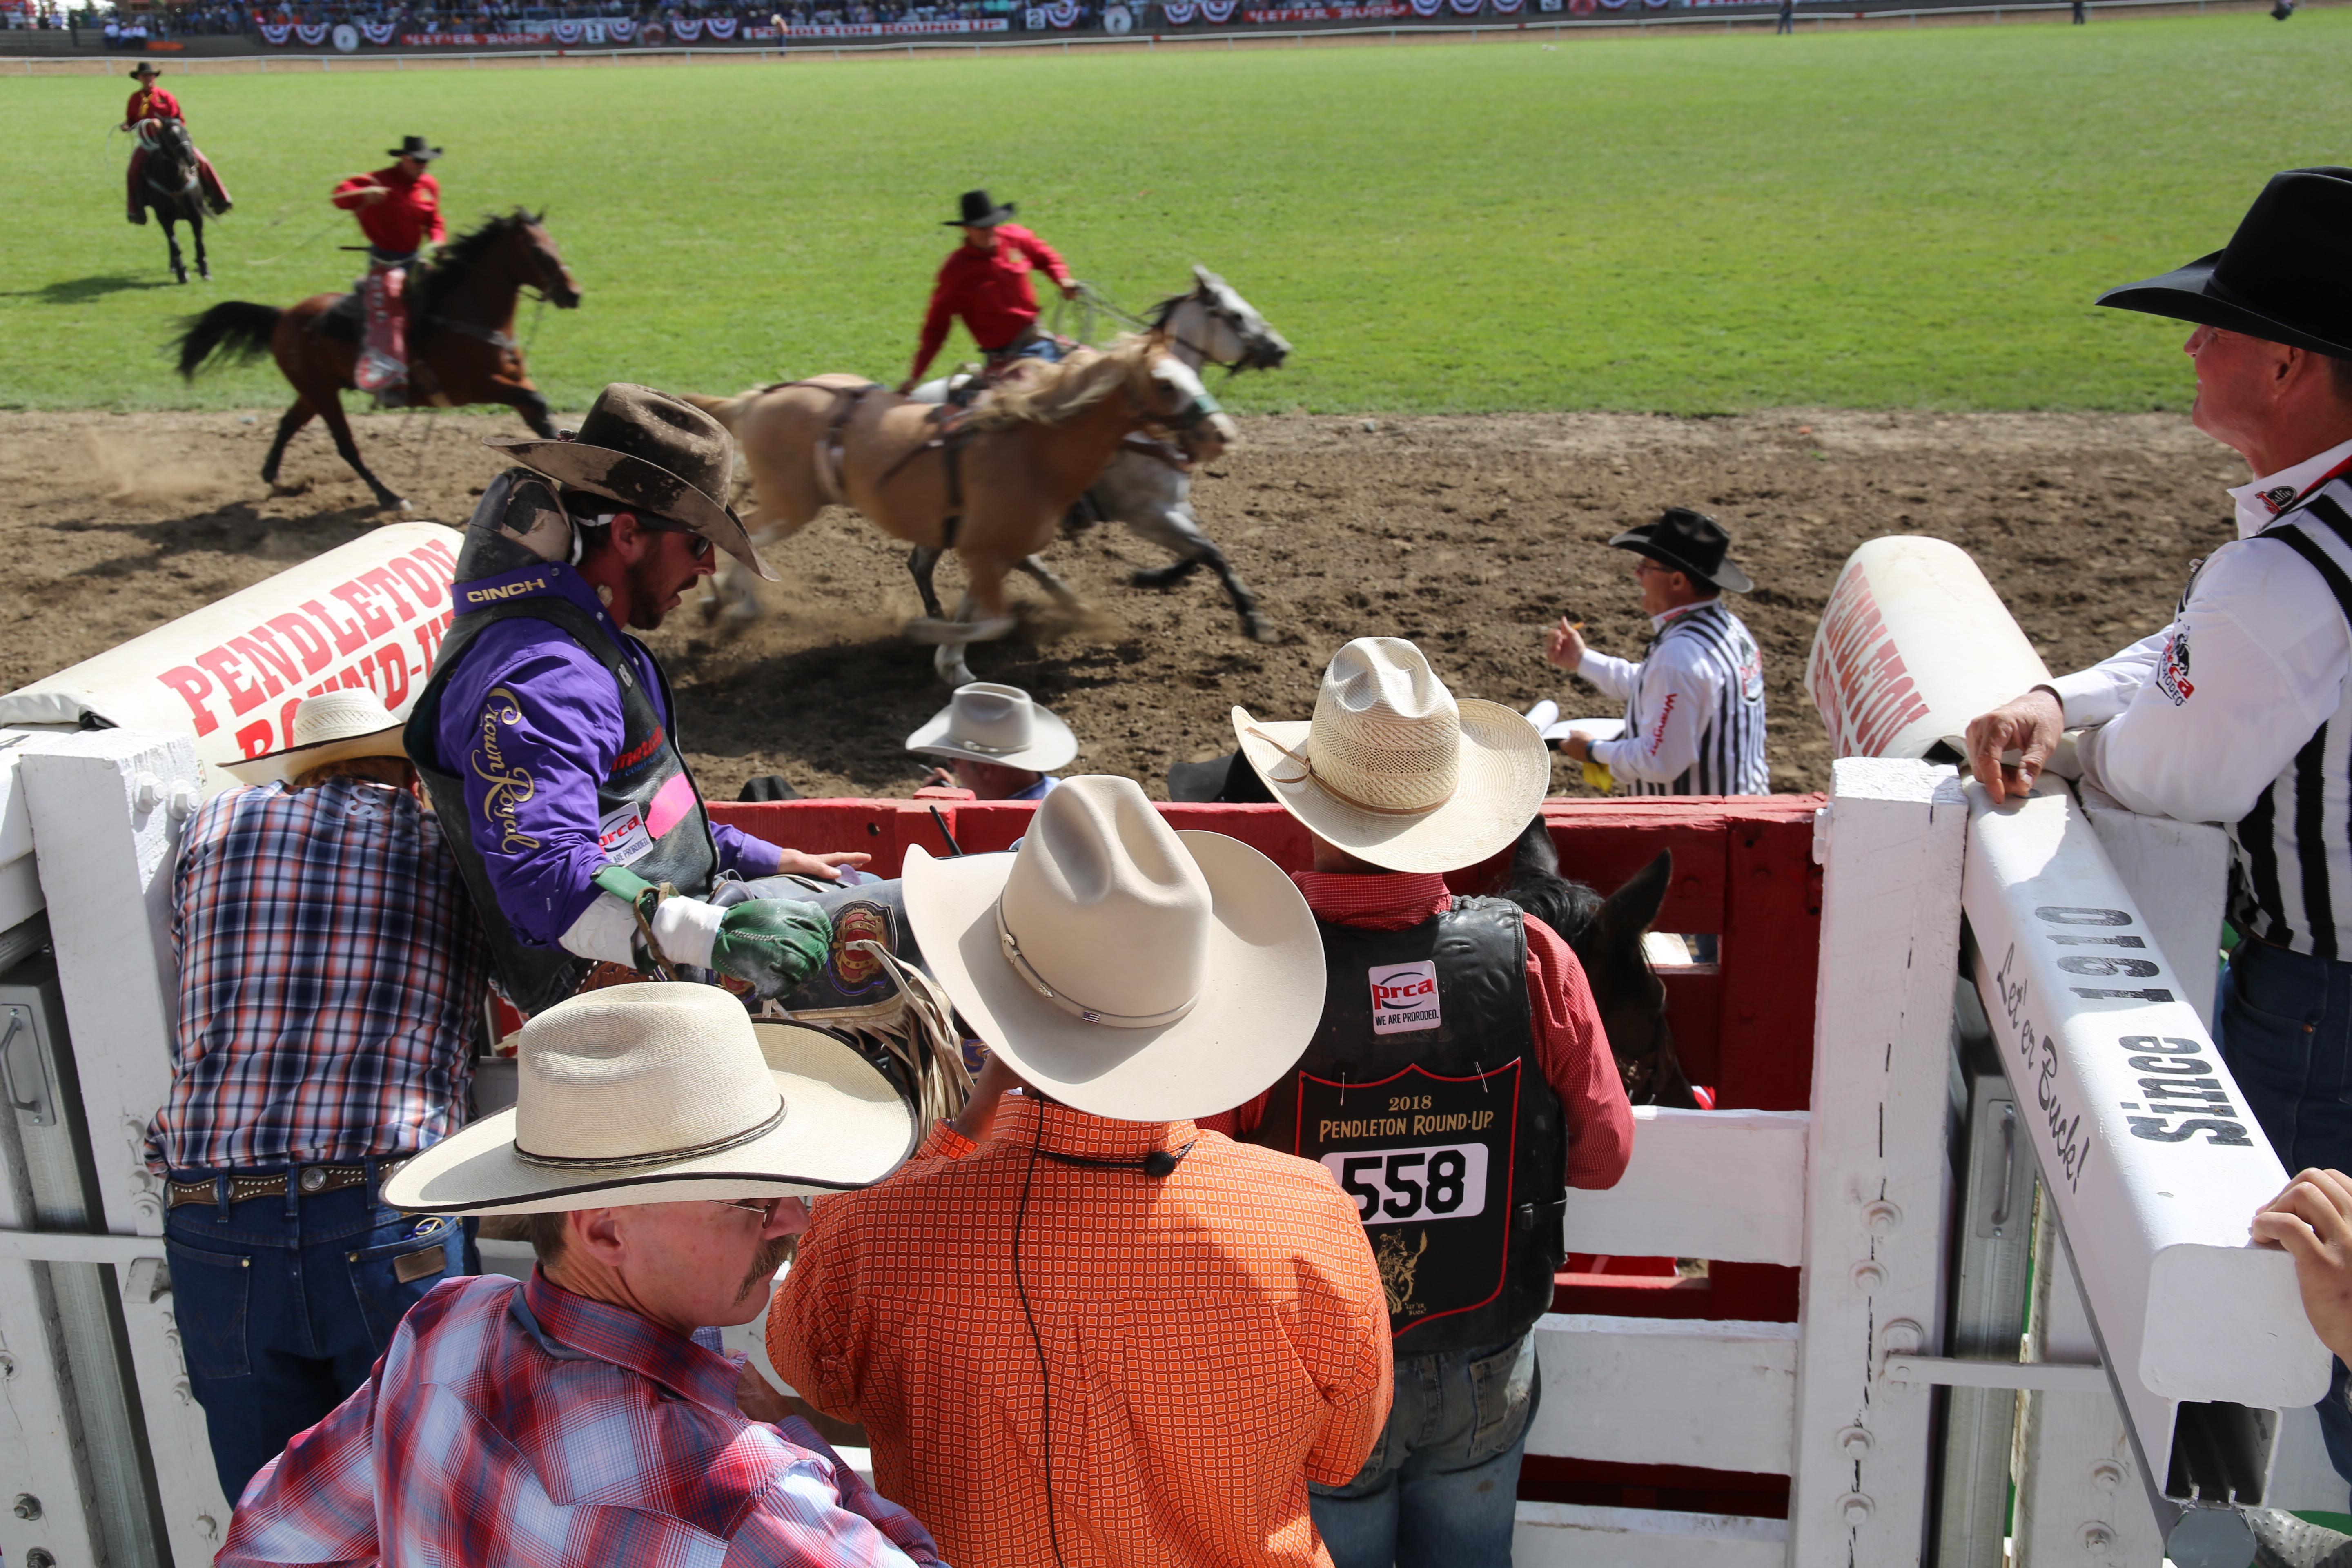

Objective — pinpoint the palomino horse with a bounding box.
[170,210,582,512]
[702,269,1292,643]
[133,118,212,285]
[684,332,1238,686]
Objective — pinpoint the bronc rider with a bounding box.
[897,188,1083,395]
[332,135,447,405]
[405,383,868,1019]
[122,61,231,224]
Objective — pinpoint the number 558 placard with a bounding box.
[1320,1144,1490,1225]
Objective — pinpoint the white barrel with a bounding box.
[0,523,462,791]
[1807,535,2050,760]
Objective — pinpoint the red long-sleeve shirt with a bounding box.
[907,223,1072,383]
[125,85,184,125]
[1199,871,1636,1190]
[332,165,445,255]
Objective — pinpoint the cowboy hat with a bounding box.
[1233,637,1550,874]
[1608,506,1753,594]
[945,189,1016,228]
[388,135,444,161]
[906,683,1077,773]
[127,61,160,77]
[383,984,918,1216]
[900,775,1324,1121]
[223,689,410,786]
[485,383,775,581]
[2097,167,2352,360]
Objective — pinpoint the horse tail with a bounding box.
[677,391,746,432]
[174,301,282,381]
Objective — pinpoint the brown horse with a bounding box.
[170,210,582,512]
[684,333,1238,686]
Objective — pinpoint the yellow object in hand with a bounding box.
[1581,759,1615,793]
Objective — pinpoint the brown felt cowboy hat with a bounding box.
[945,189,1016,228]
[485,383,775,580]
[2097,167,2352,360]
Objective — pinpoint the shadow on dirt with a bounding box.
[57,501,381,577]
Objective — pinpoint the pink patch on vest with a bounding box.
[645,772,697,842]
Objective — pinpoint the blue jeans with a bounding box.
[1311,1334,1539,1568]
[164,1163,474,1506]
[2216,939,2352,1501]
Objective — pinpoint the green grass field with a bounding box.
[5,10,2348,414]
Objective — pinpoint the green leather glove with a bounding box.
[709,897,833,999]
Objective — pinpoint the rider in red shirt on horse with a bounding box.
[331,136,448,403]
[897,190,1082,394]
[122,63,232,224]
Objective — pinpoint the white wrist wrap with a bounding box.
[651,895,725,971]
[558,892,641,967]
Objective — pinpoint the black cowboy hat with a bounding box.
[388,135,445,161]
[1608,506,1753,594]
[127,61,160,77]
[484,383,775,581]
[944,189,1015,228]
[2098,167,2352,359]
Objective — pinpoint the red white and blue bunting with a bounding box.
[668,16,702,39]
[1026,0,1080,24]
[704,16,739,38]
[294,21,328,43]
[357,19,396,42]
[257,20,290,42]
[606,17,637,38]
[1161,0,1196,17]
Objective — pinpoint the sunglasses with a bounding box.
[637,514,714,563]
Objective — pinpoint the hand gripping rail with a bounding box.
[1962,777,2330,1564]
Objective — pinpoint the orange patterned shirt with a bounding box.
[768,1096,1392,1568]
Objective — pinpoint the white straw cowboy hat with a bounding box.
[383,985,918,1216]
[223,689,410,786]
[906,683,1077,773]
[1232,637,1550,874]
[901,775,1324,1121]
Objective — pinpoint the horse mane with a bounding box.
[964,333,1157,432]
[414,208,539,315]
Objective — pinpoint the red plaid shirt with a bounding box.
[221,1270,947,1567]
[1199,871,1634,1189]
[145,779,492,1173]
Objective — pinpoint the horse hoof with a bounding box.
[1130,565,1189,591]
[1243,615,1280,644]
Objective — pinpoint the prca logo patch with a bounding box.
[2154,627,2194,706]
[1370,960,1441,1035]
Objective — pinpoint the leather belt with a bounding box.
[167,1158,409,1211]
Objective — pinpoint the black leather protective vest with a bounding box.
[405,572,717,1016]
[1247,897,1567,1355]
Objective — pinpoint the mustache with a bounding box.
[739,1232,797,1300]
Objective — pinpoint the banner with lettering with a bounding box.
[0,525,464,793]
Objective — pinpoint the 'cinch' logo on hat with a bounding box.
[1370,960,1441,1036]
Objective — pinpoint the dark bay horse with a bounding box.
[134,118,212,284]
[169,210,582,511]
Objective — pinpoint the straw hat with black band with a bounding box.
[1608,506,1753,595]
[900,774,1325,1122]
[224,689,410,786]
[1232,637,1550,875]
[383,984,917,1216]
[485,382,776,581]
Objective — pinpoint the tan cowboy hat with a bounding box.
[901,775,1324,1122]
[223,689,409,786]
[906,683,1077,773]
[384,985,918,1216]
[485,383,775,581]
[1233,637,1550,874]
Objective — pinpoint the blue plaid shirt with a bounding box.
[146,778,493,1173]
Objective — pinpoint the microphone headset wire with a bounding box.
[1010,1100,1069,1568]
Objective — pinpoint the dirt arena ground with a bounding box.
[0,407,2232,799]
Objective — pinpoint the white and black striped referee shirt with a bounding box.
[1575,598,1771,796]
[2057,436,2352,960]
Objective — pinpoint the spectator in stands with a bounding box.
[767,775,1391,1568]
[1966,166,2352,1496]
[1541,506,1770,798]
[1222,637,1634,1568]
[147,690,492,1506]
[219,985,942,1566]
[906,682,1074,801]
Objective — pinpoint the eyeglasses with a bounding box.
[706,1196,785,1220]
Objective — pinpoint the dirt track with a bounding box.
[0,407,2232,799]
